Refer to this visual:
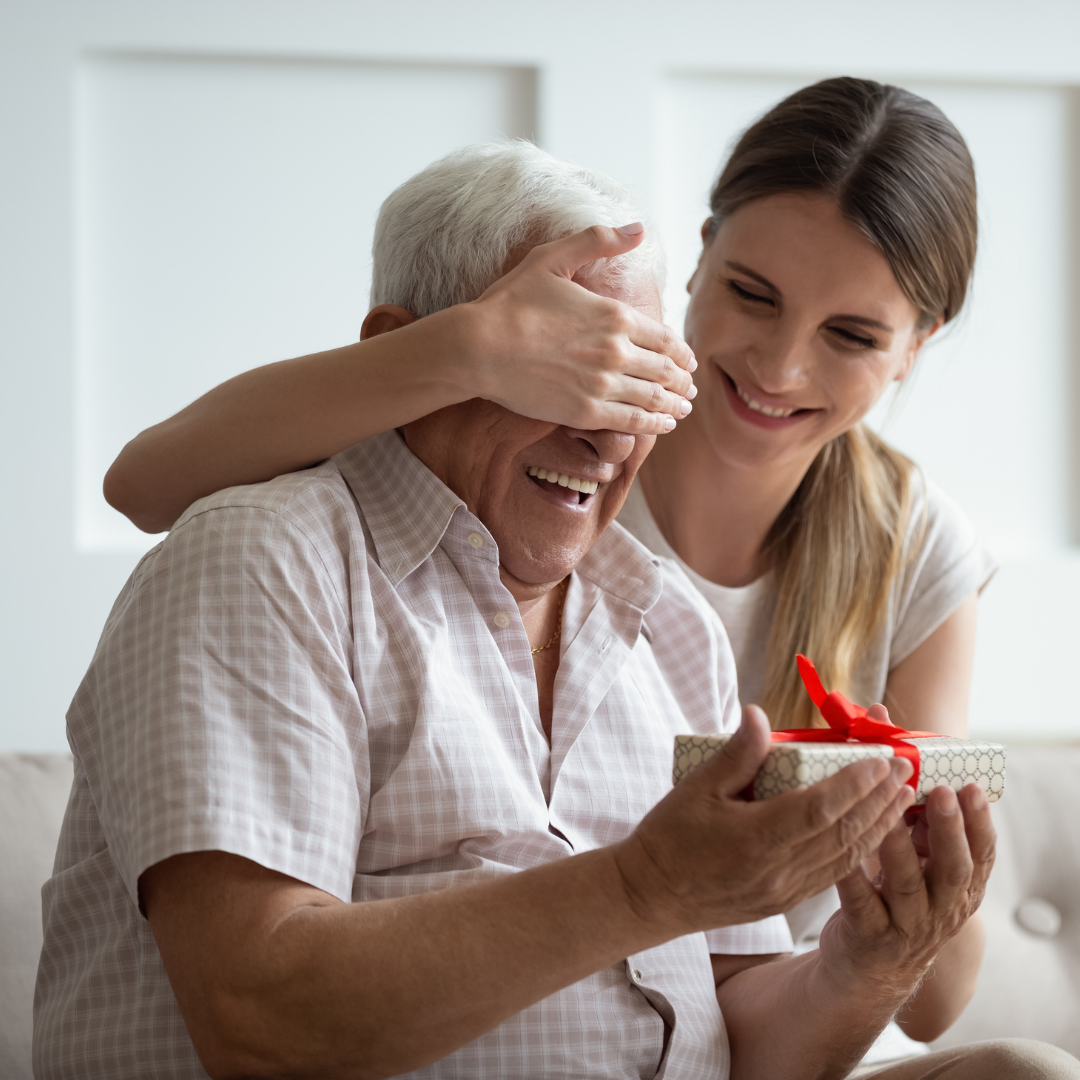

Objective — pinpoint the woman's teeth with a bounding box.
[526,466,599,494]
[734,381,798,418]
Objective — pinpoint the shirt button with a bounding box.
[493,612,512,629]
[467,532,485,548]
[631,967,643,983]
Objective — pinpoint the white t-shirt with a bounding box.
[616,469,998,1066]
[617,470,998,713]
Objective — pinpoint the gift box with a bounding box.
[673,655,1006,805]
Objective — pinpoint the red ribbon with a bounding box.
[770,655,940,795]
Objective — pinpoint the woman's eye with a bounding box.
[728,280,773,306]
[829,326,875,349]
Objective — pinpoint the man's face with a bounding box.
[402,282,662,595]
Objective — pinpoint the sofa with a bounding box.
[3,747,1078,1078]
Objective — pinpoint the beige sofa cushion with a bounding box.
[932,745,1080,1056]
[0,754,73,1080]
[2,747,1078,1075]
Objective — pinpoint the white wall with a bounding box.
[75,53,535,552]
[2,0,1079,749]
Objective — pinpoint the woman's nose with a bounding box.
[746,320,810,393]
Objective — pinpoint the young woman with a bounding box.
[105,78,995,1062]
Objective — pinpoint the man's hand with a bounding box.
[466,225,697,435]
[613,705,916,938]
[704,705,994,1080]
[818,759,995,1010]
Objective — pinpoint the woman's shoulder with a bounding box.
[889,468,998,663]
[903,469,993,572]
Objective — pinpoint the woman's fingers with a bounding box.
[585,405,674,436]
[468,221,704,432]
[527,223,648,283]
[606,372,692,420]
[469,223,701,433]
[530,225,693,377]
[619,306,697,379]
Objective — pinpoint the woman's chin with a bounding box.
[706,421,825,476]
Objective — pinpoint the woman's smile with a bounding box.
[720,368,819,429]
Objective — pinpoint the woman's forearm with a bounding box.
[104,307,475,533]
[896,912,984,1041]
[104,226,697,535]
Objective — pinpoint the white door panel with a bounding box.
[74,53,535,552]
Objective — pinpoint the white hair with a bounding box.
[370,140,664,318]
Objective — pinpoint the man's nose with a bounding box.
[563,428,637,465]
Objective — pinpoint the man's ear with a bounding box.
[896,315,945,382]
[360,304,416,340]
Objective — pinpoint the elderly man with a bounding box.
[36,143,1008,1080]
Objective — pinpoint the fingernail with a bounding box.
[617,222,644,236]
[688,356,698,373]
[663,416,677,432]
[686,384,698,400]
[896,788,916,814]
[940,788,960,813]
[680,400,693,417]
[970,787,987,810]
[891,758,913,783]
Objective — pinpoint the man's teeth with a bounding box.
[734,382,798,418]
[526,466,599,495]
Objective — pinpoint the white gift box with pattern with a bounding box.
[673,655,1007,805]
[672,733,1007,804]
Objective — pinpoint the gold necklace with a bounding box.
[531,578,569,655]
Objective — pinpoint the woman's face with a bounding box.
[683,191,940,476]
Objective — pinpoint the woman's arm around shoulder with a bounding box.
[105,225,696,533]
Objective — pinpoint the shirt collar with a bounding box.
[334,430,663,613]
[574,518,663,615]
[334,431,466,585]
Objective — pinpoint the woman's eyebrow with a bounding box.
[725,260,895,335]
[725,261,779,293]
[834,313,895,334]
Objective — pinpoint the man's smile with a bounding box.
[525,465,602,507]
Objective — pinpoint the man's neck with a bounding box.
[500,567,564,627]
[639,415,814,587]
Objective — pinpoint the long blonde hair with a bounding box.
[707,78,978,728]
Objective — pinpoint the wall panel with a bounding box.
[74,53,536,552]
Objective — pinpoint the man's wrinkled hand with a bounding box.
[612,705,916,938]
[818,773,995,1004]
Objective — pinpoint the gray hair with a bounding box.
[370,140,664,318]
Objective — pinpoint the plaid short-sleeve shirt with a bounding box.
[35,431,792,1079]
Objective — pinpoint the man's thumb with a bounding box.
[537,223,645,280]
[695,704,772,799]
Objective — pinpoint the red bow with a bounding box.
[769,655,939,794]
